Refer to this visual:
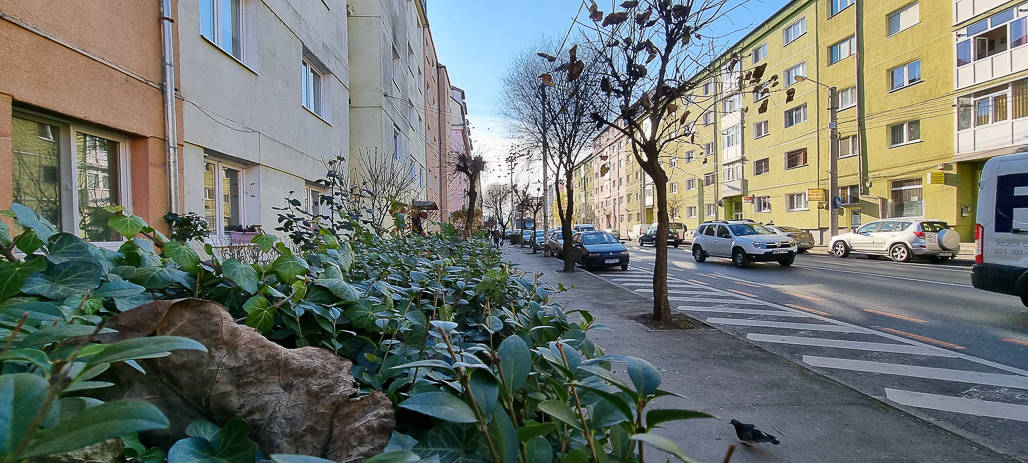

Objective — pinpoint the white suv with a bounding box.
[692,221,798,268]
[829,218,960,263]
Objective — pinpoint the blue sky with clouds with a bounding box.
[426,0,790,184]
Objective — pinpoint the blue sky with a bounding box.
[426,0,791,184]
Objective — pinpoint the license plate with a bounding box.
[937,252,954,257]
[772,249,789,254]
[604,259,619,264]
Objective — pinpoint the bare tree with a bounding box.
[482,183,513,237]
[501,39,605,271]
[452,150,486,236]
[576,0,747,322]
[351,147,419,232]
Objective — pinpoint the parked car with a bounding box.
[571,231,629,270]
[766,225,815,252]
[533,230,548,248]
[521,229,533,244]
[638,225,682,247]
[573,224,596,232]
[692,221,797,268]
[603,228,622,240]
[829,218,960,263]
[973,151,1028,305]
[627,224,647,240]
[546,230,565,257]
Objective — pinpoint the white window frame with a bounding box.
[393,125,403,161]
[301,57,324,116]
[786,192,809,211]
[670,182,678,194]
[685,150,695,163]
[831,0,855,16]
[723,163,742,181]
[723,94,741,113]
[199,0,244,60]
[888,120,921,147]
[203,157,246,240]
[687,206,698,218]
[887,2,919,37]
[11,110,134,246]
[704,172,716,186]
[754,196,771,213]
[839,185,860,205]
[723,124,740,148]
[752,43,768,63]
[669,157,678,168]
[839,135,860,158]
[703,111,715,125]
[972,90,1010,127]
[784,104,808,128]
[754,158,770,176]
[686,178,696,190]
[753,120,769,139]
[829,36,856,64]
[785,148,808,169]
[889,60,922,91]
[783,17,806,45]
[784,62,806,86]
[957,10,1027,67]
[705,203,718,218]
[838,86,857,110]
[704,142,716,157]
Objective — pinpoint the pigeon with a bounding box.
[730,419,780,446]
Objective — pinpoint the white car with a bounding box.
[829,218,960,263]
[692,221,798,268]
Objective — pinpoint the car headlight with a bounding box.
[620,250,629,256]
[751,242,764,248]
[788,240,796,246]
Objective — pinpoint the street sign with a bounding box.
[807,188,826,202]
[743,196,754,203]
[928,172,945,184]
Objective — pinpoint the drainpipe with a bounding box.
[437,64,446,220]
[160,0,180,214]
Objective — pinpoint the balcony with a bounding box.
[956,118,1028,158]
[721,178,744,199]
[955,0,1010,24]
[956,44,1028,89]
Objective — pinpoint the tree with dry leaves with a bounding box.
[452,150,486,236]
[482,183,513,238]
[351,147,420,232]
[501,39,605,271]
[575,0,745,322]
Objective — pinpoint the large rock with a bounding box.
[96,299,394,462]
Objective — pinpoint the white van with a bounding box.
[973,152,1028,306]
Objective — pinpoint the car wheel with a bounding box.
[1021,289,1028,307]
[732,248,751,268]
[639,238,645,247]
[831,241,850,258]
[673,242,680,248]
[778,253,795,267]
[889,243,911,262]
[621,264,628,271]
[692,245,707,263]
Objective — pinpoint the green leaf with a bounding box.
[167,437,218,463]
[243,295,274,333]
[212,419,257,463]
[21,401,169,458]
[626,356,661,395]
[16,325,113,349]
[272,255,309,283]
[398,392,477,423]
[14,229,43,254]
[575,384,634,424]
[524,435,553,463]
[44,233,94,264]
[314,279,359,301]
[537,400,583,431]
[0,348,50,371]
[10,203,58,241]
[363,451,420,463]
[516,422,557,442]
[468,369,499,417]
[0,373,49,456]
[251,234,276,253]
[92,280,146,298]
[185,420,221,441]
[128,266,190,290]
[410,423,484,463]
[383,431,418,452]
[86,336,207,366]
[0,301,63,322]
[645,409,716,428]
[108,214,148,239]
[488,407,518,463]
[497,335,531,394]
[0,257,46,299]
[20,260,102,299]
[222,259,258,294]
[629,433,700,463]
[164,242,201,273]
[0,221,11,247]
[336,242,354,272]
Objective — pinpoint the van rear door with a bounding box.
[983,155,1028,269]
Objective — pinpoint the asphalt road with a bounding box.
[579,242,1028,459]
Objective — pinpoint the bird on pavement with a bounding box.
[730,419,780,446]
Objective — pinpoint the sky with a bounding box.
[426,0,791,187]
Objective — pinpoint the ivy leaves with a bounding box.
[222,259,258,294]
[20,260,102,299]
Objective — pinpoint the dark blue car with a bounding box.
[572,231,630,270]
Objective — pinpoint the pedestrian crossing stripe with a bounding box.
[746,334,958,357]
[706,318,869,333]
[679,307,813,318]
[803,356,1028,390]
[885,388,1028,423]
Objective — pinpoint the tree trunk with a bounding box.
[651,162,671,322]
[561,169,576,272]
[465,177,478,236]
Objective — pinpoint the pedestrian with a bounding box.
[491,229,500,249]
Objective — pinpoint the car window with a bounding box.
[716,226,731,238]
[703,225,717,236]
[573,234,581,243]
[920,221,949,233]
[878,221,902,232]
[583,233,618,245]
[856,222,881,234]
[728,224,775,236]
[778,226,800,232]
[898,221,913,230]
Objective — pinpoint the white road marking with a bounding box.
[747,334,959,357]
[706,318,868,333]
[803,356,1028,389]
[885,388,1028,422]
[663,297,763,305]
[797,265,973,288]
[679,307,812,318]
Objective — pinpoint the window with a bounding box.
[889,60,921,91]
[703,111,715,125]
[704,142,715,157]
[203,159,242,238]
[753,120,769,139]
[704,172,716,186]
[705,203,718,218]
[301,58,323,115]
[958,12,1026,67]
[887,2,919,36]
[670,158,678,168]
[974,91,1009,126]
[784,104,807,127]
[958,95,973,130]
[839,135,859,158]
[305,187,323,216]
[831,0,854,15]
[890,178,923,216]
[837,86,857,109]
[1014,78,1028,119]
[752,43,768,63]
[723,94,741,113]
[687,206,698,218]
[754,196,771,213]
[754,158,770,175]
[685,150,695,163]
[200,0,242,59]
[686,178,696,190]
[786,193,808,211]
[703,81,713,95]
[829,36,856,64]
[784,62,806,86]
[723,163,742,181]
[785,148,807,169]
[12,114,131,243]
[752,83,769,102]
[889,120,921,146]
[840,185,859,205]
[783,17,806,44]
[670,183,679,193]
[723,124,740,148]
[393,126,403,160]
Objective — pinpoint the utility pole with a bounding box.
[828,86,839,239]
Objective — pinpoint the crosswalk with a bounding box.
[591,267,1028,426]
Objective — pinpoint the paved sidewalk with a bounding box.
[502,246,1016,463]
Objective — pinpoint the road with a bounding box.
[581,243,1028,459]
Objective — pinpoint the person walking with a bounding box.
[491,229,501,249]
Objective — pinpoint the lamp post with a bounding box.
[795,75,839,241]
[538,84,551,241]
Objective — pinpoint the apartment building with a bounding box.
[424,27,450,219]
[447,85,473,221]
[0,0,178,241]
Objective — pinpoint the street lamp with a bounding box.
[794,75,840,241]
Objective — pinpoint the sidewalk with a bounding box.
[501,246,1014,463]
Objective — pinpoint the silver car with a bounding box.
[829,218,960,262]
[766,225,815,252]
[692,221,798,268]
